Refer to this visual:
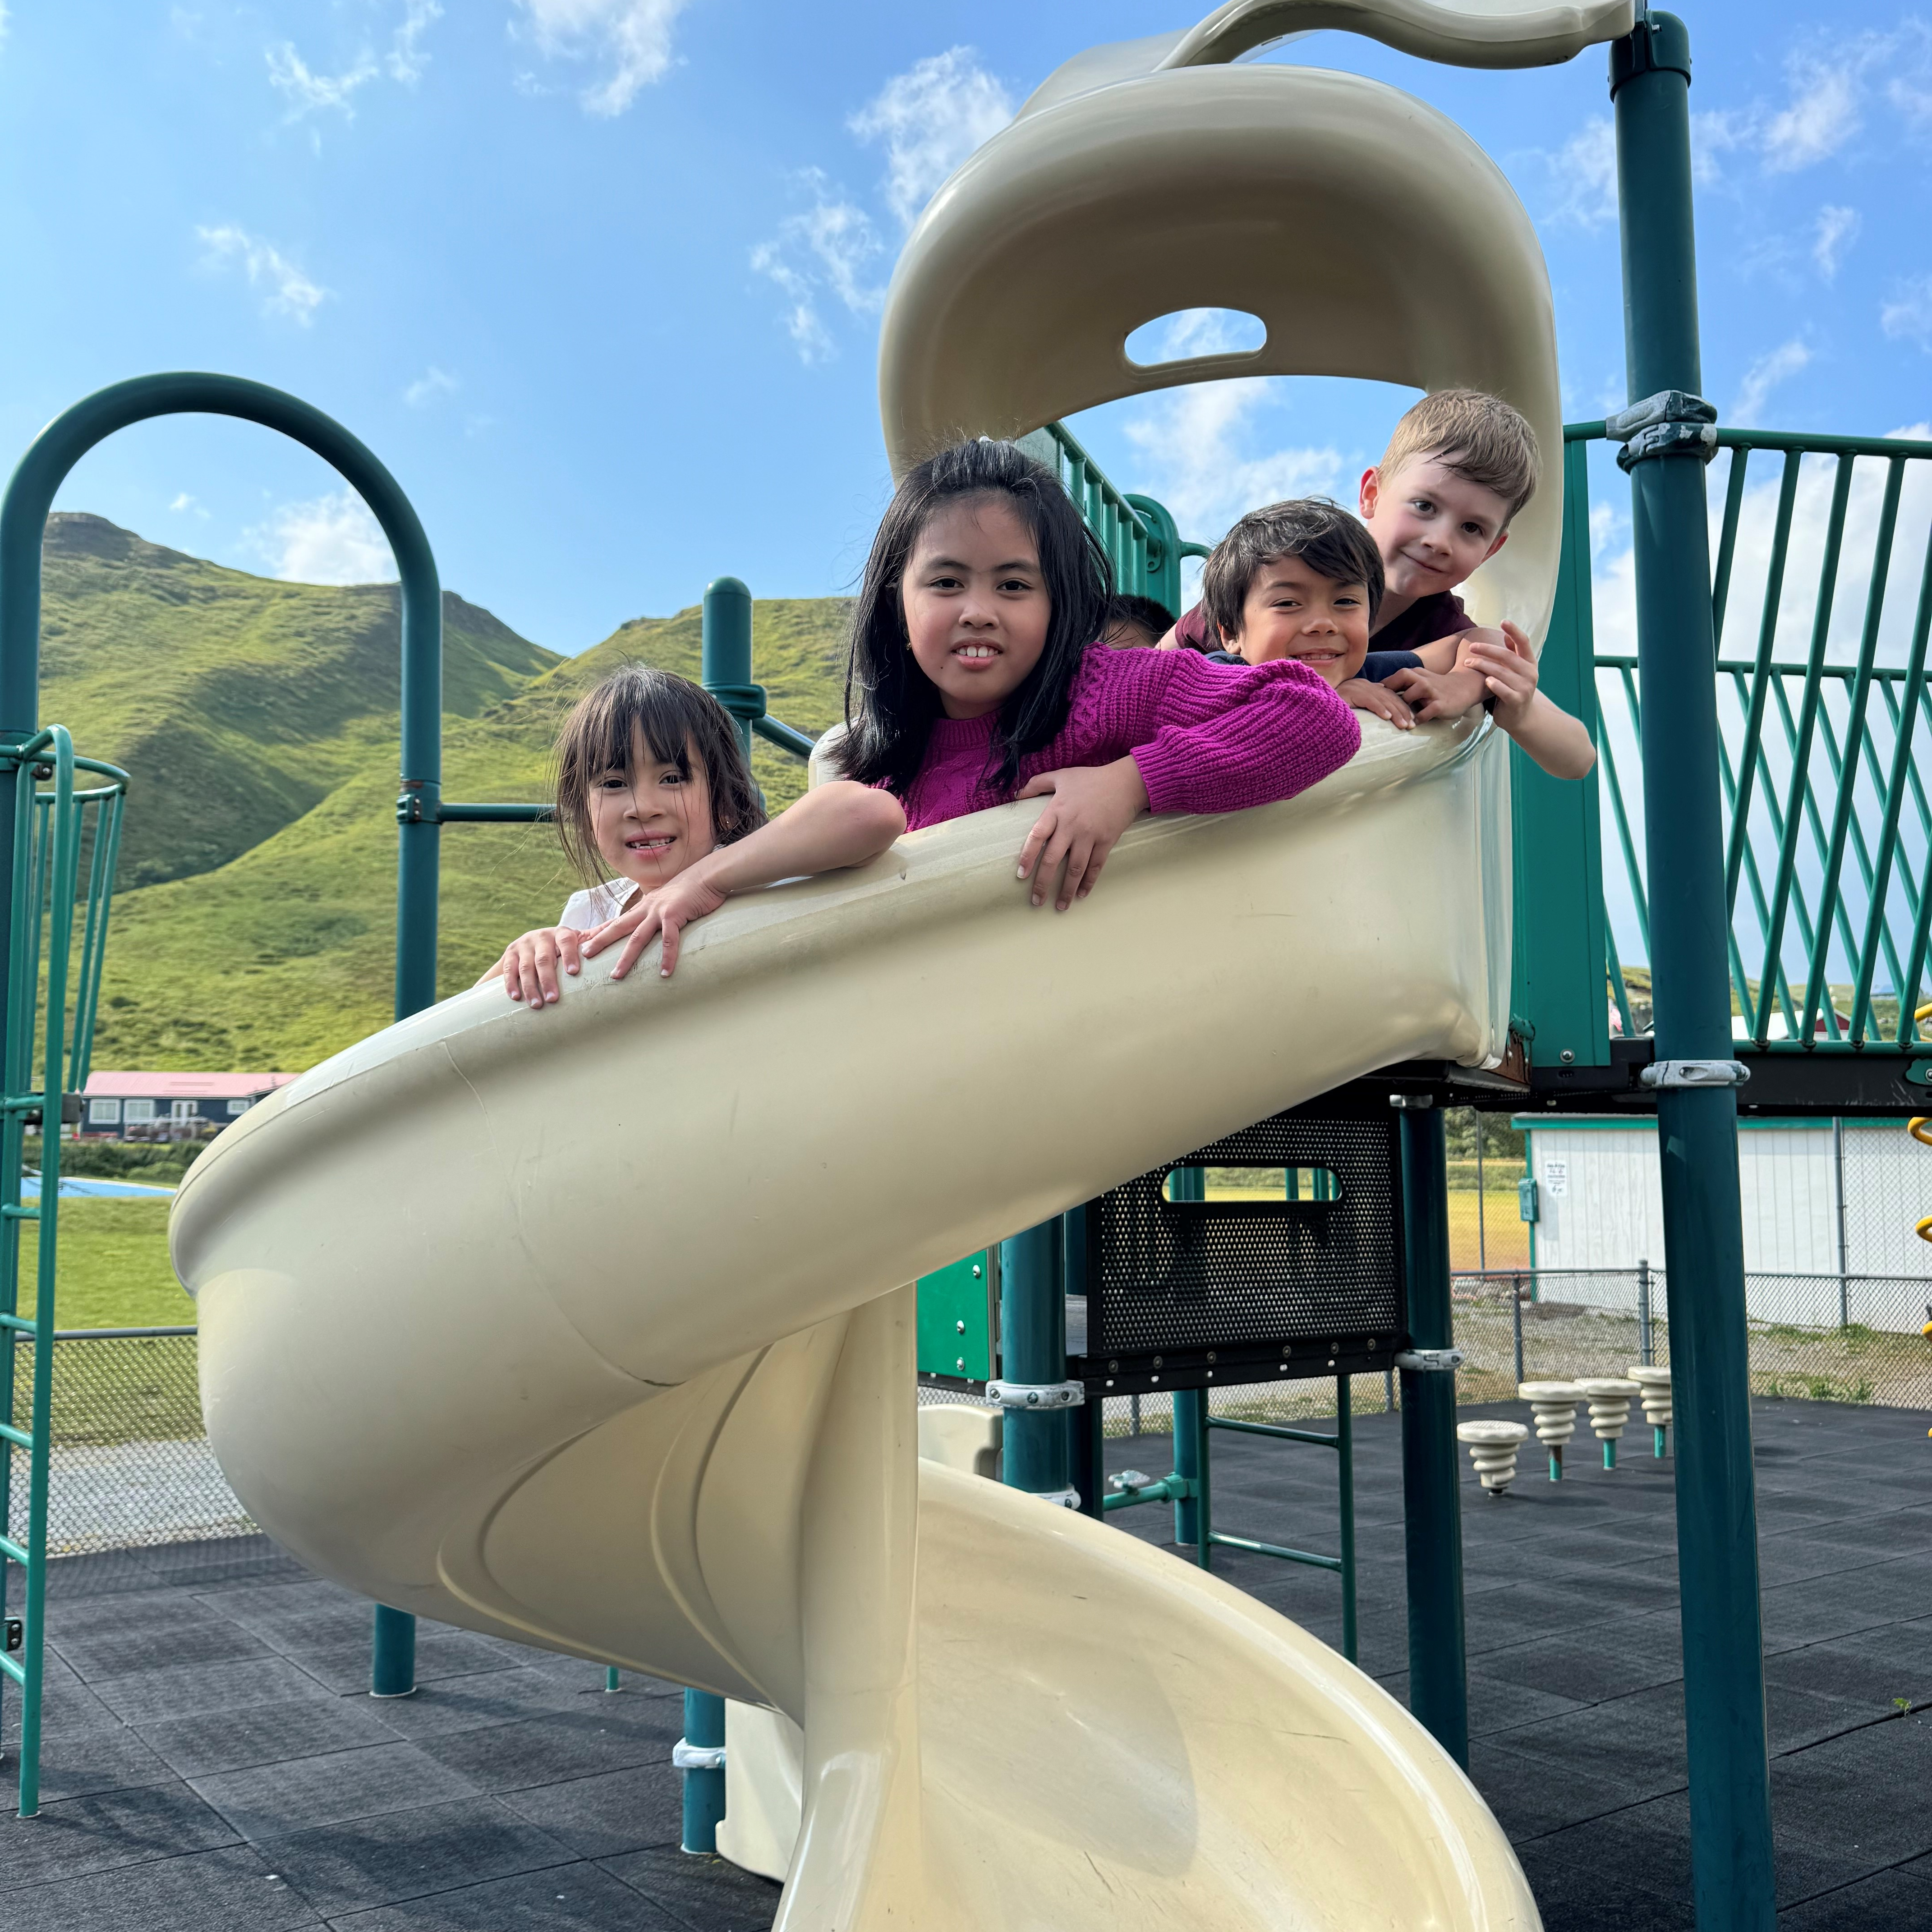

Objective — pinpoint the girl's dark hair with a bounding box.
[840,438,1113,798]
[553,665,766,885]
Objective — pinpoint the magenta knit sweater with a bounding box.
[894,645,1360,831]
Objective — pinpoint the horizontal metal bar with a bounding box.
[1206,1532,1343,1573]
[0,1420,31,1447]
[1566,420,1932,460]
[0,1651,23,1687]
[752,714,816,759]
[1597,656,1932,682]
[5,1324,197,1340]
[0,1310,35,1332]
[0,1533,30,1564]
[435,802,553,823]
[2,1204,40,1220]
[1206,1416,1341,1450]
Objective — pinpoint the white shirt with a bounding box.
[558,879,638,931]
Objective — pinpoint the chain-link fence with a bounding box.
[5,1328,254,1555]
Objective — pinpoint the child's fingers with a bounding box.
[1015,772,1059,800]
[516,947,547,1008]
[1031,825,1074,907]
[1017,807,1057,885]
[1057,833,1095,910]
[658,912,682,979]
[558,929,583,976]
[580,910,636,959]
[1076,838,1111,899]
[610,910,661,982]
[534,938,562,1007]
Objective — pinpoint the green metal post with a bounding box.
[680,1686,727,1853]
[1612,18,1776,1928]
[1336,1374,1357,1665]
[0,374,442,1710]
[1167,1166,1204,1547]
[701,577,759,760]
[998,1219,1073,1502]
[1398,1101,1468,1766]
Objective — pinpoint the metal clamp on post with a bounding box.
[704,681,768,725]
[983,1379,1085,1410]
[1605,390,1719,471]
[1394,1347,1466,1373]
[1640,1059,1752,1090]
[672,1739,727,1772]
[1030,1485,1081,1510]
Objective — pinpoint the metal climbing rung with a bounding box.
[0,727,127,1819]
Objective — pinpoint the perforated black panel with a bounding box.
[1076,1107,1407,1389]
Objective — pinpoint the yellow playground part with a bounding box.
[171,5,1641,1925]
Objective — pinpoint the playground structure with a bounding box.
[4,5,1932,1930]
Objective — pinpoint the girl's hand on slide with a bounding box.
[494,926,583,1007]
[1015,758,1150,911]
[1337,676,1417,729]
[581,868,730,980]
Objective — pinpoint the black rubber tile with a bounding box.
[0,1843,319,1932]
[1377,1666,1588,1739]
[1602,1789,1883,1909]
[1762,1618,1932,1714]
[1489,1687,1690,1804]
[1464,1739,1637,1842]
[38,1587,222,1638]
[415,1705,681,1796]
[1771,1712,1932,1871]
[252,1792,577,1914]
[285,1629,526,1697]
[364,1667,601,1740]
[0,1660,122,1742]
[195,1581,366,1630]
[0,1778,238,1890]
[189,1740,483,1842]
[146,1541,309,1590]
[24,1723,175,1805]
[499,1764,685,1860]
[92,1654,338,1726]
[1513,1841,1695,1932]
[49,1616,272,1683]
[37,1551,165,1602]
[1777,1868,1932,1928]
[1762,1560,1932,1651]
[327,1861,684,1929]
[138,1690,402,1777]
[602,1846,783,1930]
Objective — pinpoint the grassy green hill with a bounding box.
[41,514,562,889]
[77,554,853,1070]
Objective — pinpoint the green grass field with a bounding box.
[17,1199,193,1329]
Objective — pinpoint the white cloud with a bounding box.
[1812,204,1861,281]
[267,4,442,123]
[1119,381,1348,549]
[389,0,442,83]
[404,365,459,407]
[750,171,884,364]
[513,0,690,118]
[0,5,9,51]
[1541,117,1618,231]
[848,47,1012,230]
[168,492,210,520]
[1691,108,1756,186]
[267,43,378,120]
[1881,276,1932,350]
[196,224,330,326]
[1763,52,1862,173]
[1730,339,1812,429]
[253,490,396,585]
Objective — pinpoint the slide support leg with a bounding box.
[1398,1102,1468,1767]
[999,1218,1072,1503]
[370,1604,416,1698]
[680,1688,727,1854]
[1613,16,1775,1929]
[1172,1388,1203,1550]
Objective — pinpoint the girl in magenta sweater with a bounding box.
[837,438,1361,909]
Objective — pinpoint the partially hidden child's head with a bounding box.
[1200,499,1383,688]
[1104,593,1178,651]
[842,437,1113,797]
[1360,389,1539,606]
[554,666,765,891]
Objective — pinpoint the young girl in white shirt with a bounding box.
[483,664,904,1003]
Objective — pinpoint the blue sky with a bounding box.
[0,1,1928,658]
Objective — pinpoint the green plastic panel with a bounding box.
[915,1251,995,1380]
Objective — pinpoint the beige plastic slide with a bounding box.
[173,10,1630,1926]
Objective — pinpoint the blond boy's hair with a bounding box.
[1378,389,1540,522]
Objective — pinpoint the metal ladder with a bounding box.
[0,725,126,1817]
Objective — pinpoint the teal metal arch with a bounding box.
[0,372,463,1707]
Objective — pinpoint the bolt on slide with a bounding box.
[171,4,1633,1925]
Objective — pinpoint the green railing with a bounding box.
[0,727,127,1818]
[1021,421,1207,618]
[1566,422,1932,1054]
